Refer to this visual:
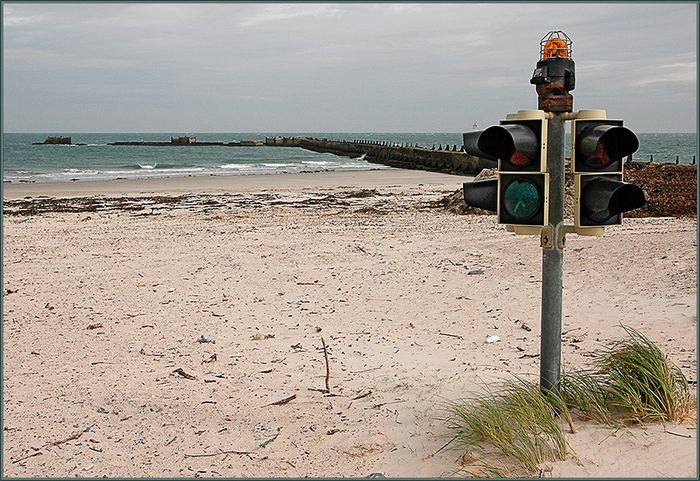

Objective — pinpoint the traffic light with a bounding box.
[499,173,548,226]
[572,119,638,173]
[481,118,546,172]
[462,110,549,227]
[575,174,645,227]
[572,115,645,229]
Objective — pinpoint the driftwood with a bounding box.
[48,429,85,446]
[259,428,281,448]
[265,394,296,407]
[11,451,42,464]
[321,337,331,393]
[184,449,254,458]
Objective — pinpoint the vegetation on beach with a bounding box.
[446,379,572,477]
[446,326,695,477]
[560,325,694,425]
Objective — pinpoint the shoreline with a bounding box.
[2,168,469,200]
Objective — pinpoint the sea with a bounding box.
[2,132,697,183]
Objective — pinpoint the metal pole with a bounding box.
[540,113,565,392]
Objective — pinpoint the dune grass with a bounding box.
[560,325,694,425]
[446,326,694,477]
[446,378,572,477]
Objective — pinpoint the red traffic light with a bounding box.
[573,120,639,173]
[478,120,544,172]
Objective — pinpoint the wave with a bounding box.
[220,163,256,170]
[301,160,335,166]
[118,163,196,170]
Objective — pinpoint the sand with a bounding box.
[2,169,696,477]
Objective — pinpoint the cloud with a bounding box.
[2,3,696,132]
[3,6,42,27]
[239,4,344,27]
[633,62,697,86]
[4,47,136,70]
[387,4,424,13]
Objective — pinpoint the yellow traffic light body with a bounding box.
[497,110,549,229]
[500,110,549,173]
[497,173,550,227]
[571,110,643,233]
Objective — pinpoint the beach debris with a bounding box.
[202,353,217,364]
[366,473,386,478]
[259,368,273,374]
[290,343,303,351]
[96,407,109,414]
[371,400,406,410]
[466,268,485,275]
[11,451,42,464]
[140,347,165,357]
[326,428,341,435]
[48,426,91,446]
[350,391,372,401]
[5,288,18,295]
[438,331,463,340]
[321,337,331,393]
[315,326,322,332]
[251,333,275,341]
[486,335,501,344]
[265,394,296,407]
[86,323,103,330]
[196,335,215,344]
[259,427,281,448]
[520,323,532,332]
[172,368,197,380]
[349,365,382,374]
[184,449,255,459]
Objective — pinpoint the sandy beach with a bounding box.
[2,169,696,477]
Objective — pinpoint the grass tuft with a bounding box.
[445,326,694,476]
[560,325,694,424]
[446,378,571,477]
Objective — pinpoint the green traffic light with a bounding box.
[503,179,540,221]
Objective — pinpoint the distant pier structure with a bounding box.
[33,136,72,145]
[171,136,196,145]
[264,136,496,175]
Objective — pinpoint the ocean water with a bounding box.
[2,132,697,183]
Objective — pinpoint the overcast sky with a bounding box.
[3,2,697,133]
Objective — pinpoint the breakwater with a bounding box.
[108,140,264,147]
[265,136,495,175]
[106,136,496,176]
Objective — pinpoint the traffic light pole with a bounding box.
[540,113,565,393]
